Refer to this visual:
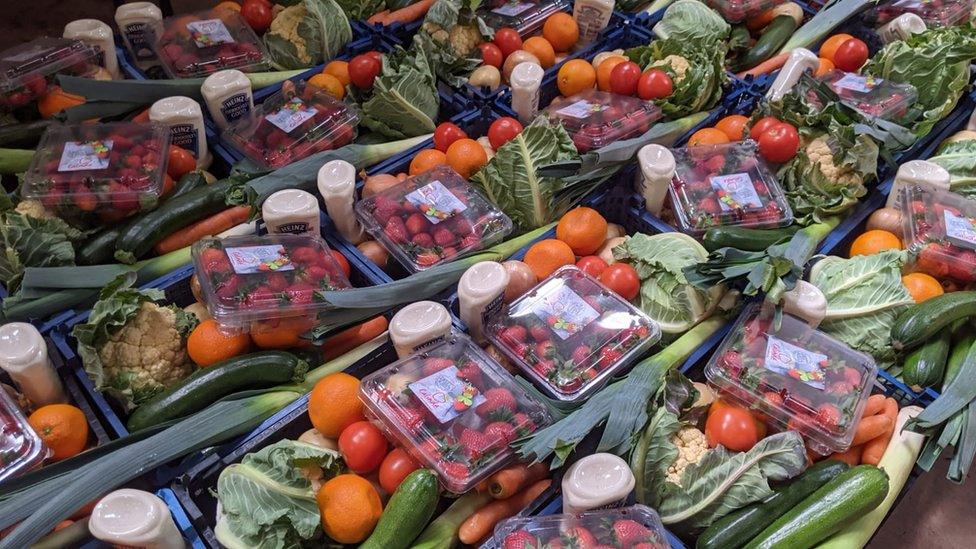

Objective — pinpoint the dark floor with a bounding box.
[3,2,975,548]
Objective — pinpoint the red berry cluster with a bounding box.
[545,91,660,153]
[156,11,266,78]
[502,518,665,549]
[0,39,96,112]
[907,197,976,282]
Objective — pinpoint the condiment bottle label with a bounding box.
[59,140,112,171]
[405,181,467,224]
[709,173,762,211]
[531,286,599,340]
[492,2,534,16]
[187,19,235,48]
[832,73,880,94]
[556,100,607,120]
[220,93,251,124]
[408,365,486,423]
[764,336,828,390]
[226,244,294,274]
[267,97,317,133]
[170,123,200,157]
[482,293,505,327]
[274,221,310,235]
[124,23,156,61]
[943,210,976,249]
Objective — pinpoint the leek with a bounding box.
[411,491,492,549]
[0,148,34,174]
[779,0,876,54]
[59,71,305,103]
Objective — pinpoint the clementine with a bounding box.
[556,207,608,255]
[596,56,628,92]
[323,60,351,87]
[687,128,731,146]
[714,115,750,141]
[308,372,364,438]
[28,404,88,461]
[409,148,448,176]
[187,319,251,366]
[307,73,345,99]
[902,272,944,303]
[446,138,489,179]
[557,59,596,97]
[542,12,579,52]
[522,37,556,69]
[37,86,85,119]
[849,230,902,257]
[316,474,382,543]
[523,239,576,280]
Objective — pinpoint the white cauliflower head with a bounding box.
[650,55,691,84]
[804,137,864,187]
[666,426,708,484]
[14,200,54,220]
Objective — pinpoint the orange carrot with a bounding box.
[376,0,435,25]
[367,10,390,24]
[153,206,251,254]
[863,394,887,417]
[131,108,150,123]
[829,444,863,466]
[737,51,792,78]
[459,479,551,544]
[861,398,899,465]
[321,316,389,361]
[851,413,893,446]
[487,462,549,500]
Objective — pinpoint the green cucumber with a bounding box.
[734,15,797,71]
[76,227,124,265]
[945,333,975,388]
[171,171,208,199]
[126,351,307,431]
[702,225,801,252]
[902,329,951,391]
[890,291,976,351]
[360,469,440,549]
[697,460,849,549]
[742,465,889,549]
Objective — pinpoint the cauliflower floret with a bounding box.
[14,200,54,220]
[448,24,482,57]
[650,55,690,84]
[666,426,708,484]
[267,5,312,66]
[805,137,864,187]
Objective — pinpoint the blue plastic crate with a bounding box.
[159,488,207,549]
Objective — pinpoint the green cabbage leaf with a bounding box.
[625,36,728,118]
[264,0,352,70]
[652,0,730,44]
[358,45,439,139]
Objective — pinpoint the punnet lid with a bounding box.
[480,0,572,35]
[702,0,788,22]
[817,70,918,122]
[542,90,662,153]
[900,183,976,282]
[492,505,668,548]
[154,9,270,78]
[0,389,49,482]
[864,0,976,27]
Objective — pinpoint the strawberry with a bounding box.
[414,251,441,267]
[571,345,592,366]
[529,325,550,342]
[532,359,556,378]
[391,404,425,434]
[816,403,841,429]
[510,412,536,435]
[213,274,241,300]
[535,341,556,360]
[502,530,540,549]
[384,216,409,244]
[245,285,277,306]
[456,361,484,388]
[265,272,288,292]
[439,460,470,483]
[422,357,455,376]
[433,226,454,247]
[459,427,496,459]
[477,387,517,417]
[290,246,321,265]
[562,526,597,548]
[583,295,603,314]
[405,212,431,235]
[718,350,743,376]
[599,347,622,369]
[612,519,653,548]
[372,195,400,225]
[283,282,315,305]
[303,264,329,282]
[411,232,435,248]
[631,543,662,549]
[500,325,528,345]
[459,233,481,249]
[484,421,517,444]
[842,367,862,387]
[441,246,458,258]
[700,197,721,215]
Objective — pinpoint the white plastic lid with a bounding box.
[202,69,250,97]
[64,19,112,40]
[638,144,676,180]
[150,96,202,121]
[115,1,162,20]
[390,301,452,340]
[0,322,46,371]
[510,61,544,88]
[89,489,166,542]
[458,261,510,301]
[263,189,318,218]
[564,453,635,504]
[895,160,951,188]
[317,159,356,197]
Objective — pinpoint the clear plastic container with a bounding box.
[0,388,49,482]
[153,9,269,78]
[817,70,918,122]
[668,140,793,235]
[354,165,514,273]
[485,266,660,402]
[864,0,976,27]
[22,122,171,227]
[223,80,358,169]
[705,302,878,454]
[0,37,98,113]
[190,233,351,333]
[480,0,572,35]
[542,90,662,153]
[702,0,788,21]
[359,334,551,493]
[899,184,976,282]
[492,505,669,549]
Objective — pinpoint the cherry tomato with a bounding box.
[379,448,421,493]
[636,69,673,100]
[433,122,468,152]
[833,38,869,72]
[338,421,388,474]
[348,54,381,89]
[576,256,608,277]
[598,263,640,301]
[240,0,273,34]
[478,43,504,68]
[608,61,641,96]
[487,117,523,149]
[493,28,523,60]
[167,145,196,180]
[329,249,351,278]
[749,116,780,141]
[704,404,762,452]
[758,122,800,163]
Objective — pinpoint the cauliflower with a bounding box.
[423,21,482,57]
[650,55,691,84]
[666,426,708,484]
[14,200,54,220]
[266,5,312,66]
[804,137,865,187]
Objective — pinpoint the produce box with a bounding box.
[0,37,99,113]
[899,184,976,283]
[541,90,663,152]
[527,497,688,549]
[152,9,271,79]
[863,0,976,28]
[493,504,670,549]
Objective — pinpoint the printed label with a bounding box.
[266,97,318,133]
[225,244,294,274]
[708,172,763,211]
[169,123,200,158]
[763,335,828,390]
[272,222,310,235]
[58,140,113,172]
[832,73,880,94]
[413,334,447,353]
[186,19,235,48]
[482,293,505,327]
[405,181,468,224]
[555,100,608,120]
[124,22,157,62]
[531,285,600,340]
[492,2,534,16]
[220,93,252,124]
[408,365,486,424]
[943,210,976,250]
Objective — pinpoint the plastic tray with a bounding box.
[480,0,573,35]
[0,37,98,113]
[864,0,976,27]
[493,505,669,548]
[703,0,788,21]
[542,90,663,152]
[818,70,918,122]
[899,184,976,282]
[153,9,270,78]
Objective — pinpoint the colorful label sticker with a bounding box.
[225,244,294,274]
[58,140,113,172]
[763,335,828,390]
[266,97,318,134]
[555,100,608,120]
[405,180,468,224]
[943,210,976,249]
[832,73,880,94]
[709,172,763,211]
[408,365,486,424]
[186,19,236,48]
[220,93,252,124]
[492,2,535,16]
[531,285,600,340]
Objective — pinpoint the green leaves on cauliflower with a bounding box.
[356,45,439,139]
[625,37,728,118]
[416,0,492,86]
[0,200,88,294]
[263,0,352,70]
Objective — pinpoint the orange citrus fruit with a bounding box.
[819,34,854,64]
[323,60,351,87]
[37,87,85,119]
[317,474,383,544]
[446,138,489,179]
[523,37,556,69]
[687,128,731,146]
[902,272,944,303]
[308,73,345,99]
[557,207,609,256]
[596,55,628,92]
[524,239,576,280]
[308,372,365,438]
[187,319,251,366]
[814,57,835,77]
[714,115,750,141]
[214,1,241,12]
[28,404,88,461]
[557,59,596,97]
[849,230,902,257]
[409,148,448,176]
[543,12,579,53]
[249,317,314,350]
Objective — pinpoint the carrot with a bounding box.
[458,479,551,544]
[737,51,792,78]
[321,316,389,361]
[131,108,150,123]
[851,413,893,446]
[829,444,863,466]
[153,206,251,254]
[863,394,887,417]
[487,462,549,500]
[377,0,435,25]
[861,398,899,465]
[367,10,390,24]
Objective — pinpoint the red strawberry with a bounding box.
[109,181,139,213]
[405,212,431,235]
[459,428,496,459]
[433,226,454,247]
[718,350,743,375]
[415,251,441,267]
[441,246,458,258]
[372,195,400,225]
[500,325,528,345]
[510,412,536,435]
[422,357,455,376]
[303,264,329,282]
[246,285,277,306]
[484,421,517,444]
[535,341,556,360]
[439,460,470,483]
[201,247,232,274]
[456,361,484,388]
[459,233,481,249]
[214,274,241,300]
[384,216,409,244]
[477,387,517,417]
[533,359,556,378]
[265,272,288,291]
[842,367,862,387]
[571,345,592,366]
[816,403,841,429]
[290,246,321,265]
[612,519,653,548]
[391,405,425,433]
[529,325,550,342]
[562,526,597,548]
[283,282,315,304]
[599,347,623,369]
[583,295,603,313]
[412,232,435,248]
[502,530,540,549]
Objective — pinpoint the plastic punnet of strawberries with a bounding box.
[0,37,99,113]
[494,505,669,549]
[154,9,269,78]
[900,184,976,283]
[813,70,917,123]
[542,90,663,153]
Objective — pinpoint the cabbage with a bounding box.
[263,0,352,70]
[652,0,730,44]
[929,138,976,198]
[358,45,439,139]
[625,37,728,118]
[335,0,386,19]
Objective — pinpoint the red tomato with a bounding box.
[379,448,421,493]
[758,122,800,163]
[433,122,468,152]
[365,51,383,66]
[576,256,608,277]
[348,54,381,89]
[167,145,196,180]
[609,62,642,96]
[329,249,351,278]
[598,263,640,301]
[833,38,869,72]
[241,0,273,34]
[637,69,673,100]
[749,117,780,141]
[705,404,762,452]
[493,28,523,59]
[478,43,504,68]
[487,117,523,149]
[338,421,388,474]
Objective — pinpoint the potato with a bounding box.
[502,51,541,83]
[468,65,501,90]
[298,428,338,450]
[183,302,211,323]
[597,236,627,265]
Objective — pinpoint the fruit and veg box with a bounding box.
[492,504,671,549]
[157,488,207,549]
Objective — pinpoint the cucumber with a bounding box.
[697,460,849,549]
[890,291,976,351]
[76,227,124,265]
[702,225,801,252]
[945,333,975,388]
[734,15,797,71]
[902,329,951,391]
[171,171,208,199]
[360,469,439,549]
[126,351,307,431]
[742,465,889,549]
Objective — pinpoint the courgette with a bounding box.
[76,227,124,265]
[742,465,889,549]
[890,291,976,351]
[360,469,439,549]
[902,329,951,391]
[734,15,797,71]
[697,460,849,549]
[945,332,974,387]
[125,351,307,431]
[702,225,801,252]
[171,171,208,199]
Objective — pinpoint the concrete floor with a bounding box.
[2,2,975,548]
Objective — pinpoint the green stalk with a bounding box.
[0,289,96,322]
[0,148,34,174]
[411,491,492,549]
[779,0,875,54]
[643,0,675,15]
[59,71,305,103]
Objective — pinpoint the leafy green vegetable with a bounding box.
[0,202,88,294]
[357,45,439,139]
[263,0,353,70]
[928,138,976,198]
[215,440,344,549]
[625,36,728,118]
[416,0,492,86]
[334,0,386,19]
[652,0,730,44]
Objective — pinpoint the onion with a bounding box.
[866,208,904,235]
[502,260,537,302]
[358,240,389,270]
[605,223,626,240]
[597,236,627,265]
[485,343,515,373]
[189,274,203,302]
[362,173,401,198]
[184,302,211,323]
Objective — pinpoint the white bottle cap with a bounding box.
[766,48,819,102]
[201,69,249,98]
[0,323,46,373]
[562,453,635,514]
[263,189,318,219]
[90,489,184,548]
[896,160,951,188]
[317,159,356,198]
[150,96,202,120]
[510,62,544,88]
[390,301,452,357]
[115,1,162,20]
[459,261,510,302]
[637,144,676,180]
[64,19,112,40]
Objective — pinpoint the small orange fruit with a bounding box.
[249,316,314,350]
[557,207,609,256]
[446,138,489,179]
[524,239,576,280]
[323,60,351,87]
[714,115,750,141]
[902,272,944,303]
[307,73,345,99]
[543,12,580,53]
[557,59,597,97]
[596,55,628,92]
[187,319,251,366]
[28,404,88,461]
[214,1,241,12]
[819,33,855,64]
[37,86,85,119]
[687,128,731,146]
[316,474,383,544]
[409,148,448,176]
[308,372,364,438]
[523,36,556,69]
[814,57,835,77]
[849,230,902,257]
